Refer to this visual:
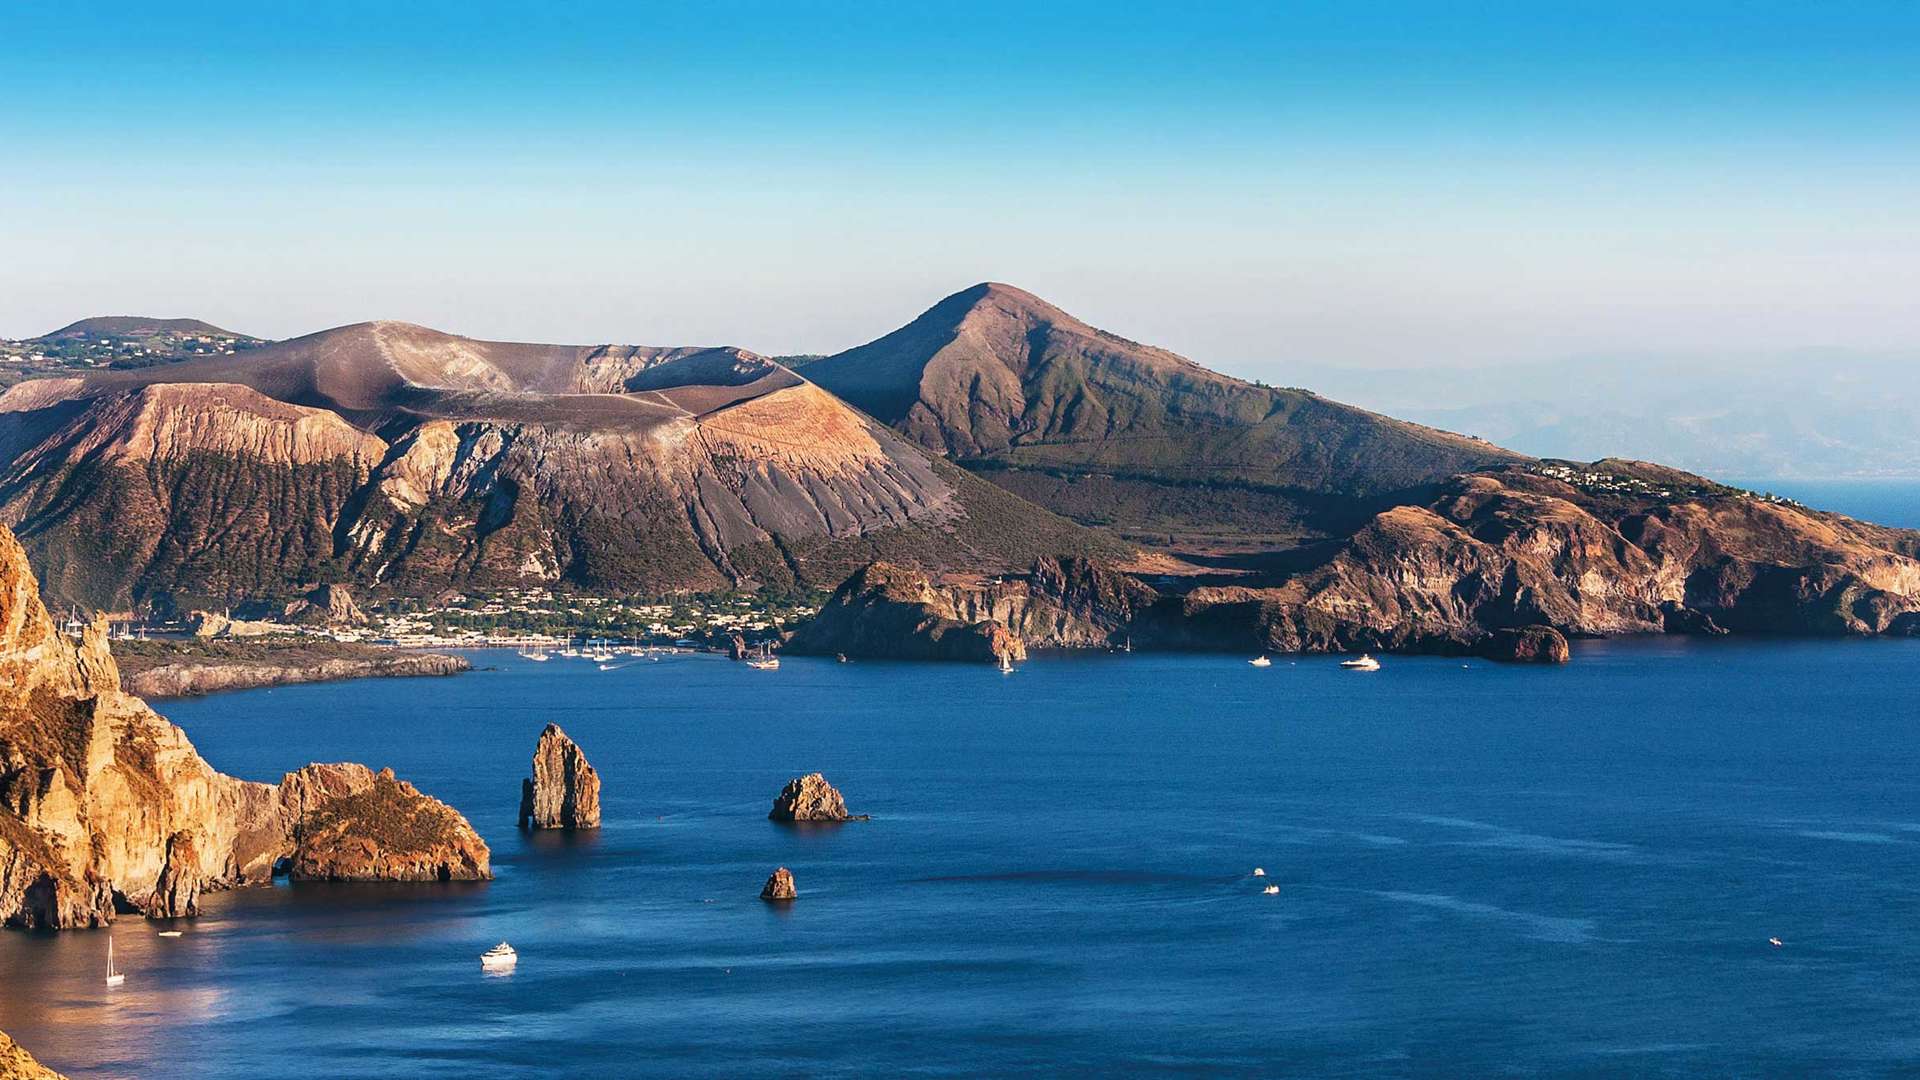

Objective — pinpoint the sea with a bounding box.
[5,635,1920,1077]
[1723,479,1920,530]
[6,479,1920,1078]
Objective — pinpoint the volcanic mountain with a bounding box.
[801,283,1525,544]
[0,321,1114,611]
[33,316,252,342]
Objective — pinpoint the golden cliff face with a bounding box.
[0,525,488,930]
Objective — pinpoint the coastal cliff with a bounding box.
[788,556,1154,661]
[795,464,1920,661]
[0,524,489,929]
[787,563,1027,662]
[1143,465,1920,653]
[0,1029,66,1080]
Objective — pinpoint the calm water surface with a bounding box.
[5,641,1920,1077]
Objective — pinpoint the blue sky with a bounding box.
[2,1,1916,371]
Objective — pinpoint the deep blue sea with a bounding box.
[1724,479,1920,530]
[6,639,1920,1077]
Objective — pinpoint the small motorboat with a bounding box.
[1769,937,1784,948]
[156,930,183,938]
[1340,654,1381,671]
[105,937,125,987]
[1249,656,1272,667]
[1262,885,1280,895]
[1252,867,1266,877]
[481,942,518,971]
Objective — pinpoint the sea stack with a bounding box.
[760,867,797,901]
[145,832,203,919]
[1478,625,1572,664]
[768,772,857,822]
[519,723,602,830]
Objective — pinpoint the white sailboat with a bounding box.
[105,937,125,987]
[999,652,1014,674]
[746,643,779,670]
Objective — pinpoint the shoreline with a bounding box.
[112,638,471,699]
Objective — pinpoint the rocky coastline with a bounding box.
[115,639,469,699]
[0,1029,66,1080]
[790,462,1920,666]
[0,524,490,931]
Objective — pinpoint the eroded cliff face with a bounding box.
[796,465,1920,660]
[1152,468,1920,653]
[789,556,1156,661]
[786,562,1028,662]
[0,525,488,929]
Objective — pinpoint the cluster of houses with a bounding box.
[126,585,818,651]
[1529,462,1801,509]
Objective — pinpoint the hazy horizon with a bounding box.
[5,1,1918,377]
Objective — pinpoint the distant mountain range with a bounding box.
[1289,352,1920,481]
[4,286,1919,655]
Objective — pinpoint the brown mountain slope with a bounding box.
[802,284,1525,536]
[0,322,1120,611]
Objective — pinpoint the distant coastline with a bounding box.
[112,638,469,698]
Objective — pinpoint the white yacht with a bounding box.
[1248,655,1272,667]
[481,942,518,970]
[1340,654,1381,671]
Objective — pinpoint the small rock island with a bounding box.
[769,772,864,822]
[760,867,797,901]
[520,723,602,830]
